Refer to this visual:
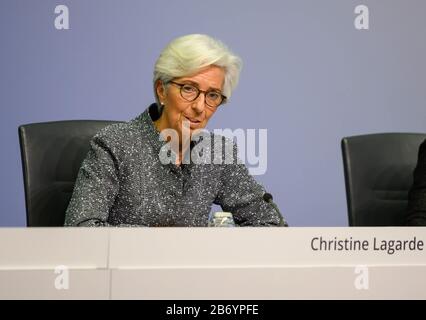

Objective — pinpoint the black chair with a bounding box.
[341,133,426,226]
[19,120,122,227]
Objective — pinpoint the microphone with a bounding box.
[263,192,289,227]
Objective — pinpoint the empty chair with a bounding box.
[19,120,122,226]
[341,133,426,226]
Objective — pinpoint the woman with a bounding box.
[64,34,286,227]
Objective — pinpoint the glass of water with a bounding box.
[208,212,235,227]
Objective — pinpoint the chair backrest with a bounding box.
[341,133,426,226]
[19,120,123,227]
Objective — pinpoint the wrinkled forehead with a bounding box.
[175,65,225,91]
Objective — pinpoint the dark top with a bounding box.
[407,139,426,226]
[64,103,284,227]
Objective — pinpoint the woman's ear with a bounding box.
[156,80,166,104]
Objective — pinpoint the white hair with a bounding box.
[153,34,242,106]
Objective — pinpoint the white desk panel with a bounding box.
[1,227,425,299]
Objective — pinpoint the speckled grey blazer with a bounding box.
[64,103,283,227]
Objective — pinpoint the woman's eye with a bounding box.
[207,92,220,100]
[183,85,196,93]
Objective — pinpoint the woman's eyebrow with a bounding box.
[179,80,199,86]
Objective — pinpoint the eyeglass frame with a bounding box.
[167,81,227,108]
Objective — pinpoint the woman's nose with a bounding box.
[191,93,206,113]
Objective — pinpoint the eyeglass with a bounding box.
[168,81,227,108]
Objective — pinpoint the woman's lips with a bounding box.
[183,116,202,128]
